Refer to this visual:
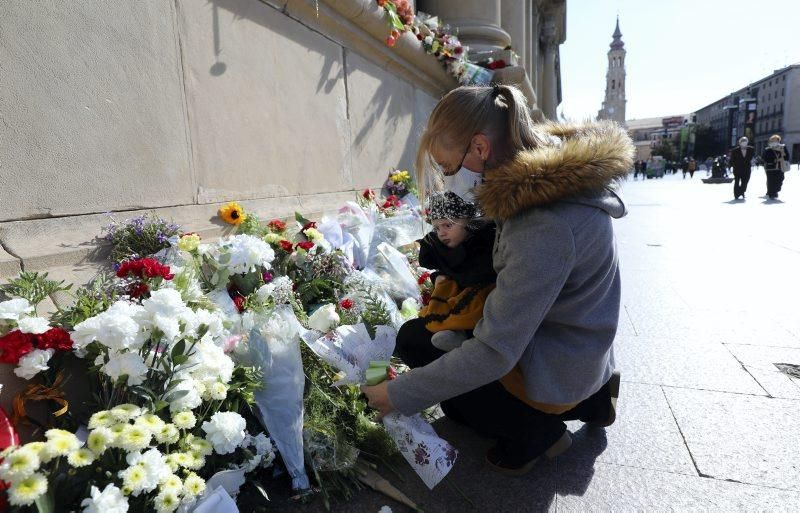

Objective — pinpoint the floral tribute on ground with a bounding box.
[0,185,460,511]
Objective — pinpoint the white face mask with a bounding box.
[443,166,483,203]
[770,141,781,148]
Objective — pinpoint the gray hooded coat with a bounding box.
[387,121,634,415]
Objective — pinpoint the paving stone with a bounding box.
[614,335,765,395]
[662,387,800,491]
[725,344,800,399]
[564,383,696,475]
[556,459,800,512]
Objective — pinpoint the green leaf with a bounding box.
[387,10,404,30]
[172,354,189,365]
[34,491,55,513]
[171,340,186,359]
[295,211,311,226]
[154,400,169,412]
[164,389,189,402]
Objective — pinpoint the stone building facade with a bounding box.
[693,63,800,159]
[597,18,626,126]
[0,0,566,404]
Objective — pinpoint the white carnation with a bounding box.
[219,234,275,274]
[102,352,149,386]
[308,304,339,333]
[201,411,246,455]
[141,289,195,343]
[81,483,129,513]
[167,377,203,413]
[71,301,149,353]
[185,339,234,386]
[0,298,33,321]
[16,317,50,335]
[14,349,54,380]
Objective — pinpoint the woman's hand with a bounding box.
[360,381,394,420]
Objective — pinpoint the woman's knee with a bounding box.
[395,318,437,368]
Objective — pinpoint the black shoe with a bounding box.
[485,431,572,477]
[588,370,621,428]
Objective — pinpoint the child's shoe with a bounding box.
[431,330,468,352]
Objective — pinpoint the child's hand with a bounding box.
[435,275,447,286]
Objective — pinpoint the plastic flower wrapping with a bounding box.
[0,184,462,511]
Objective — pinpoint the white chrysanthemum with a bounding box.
[102,352,149,386]
[0,298,33,321]
[220,234,275,274]
[308,304,340,333]
[193,308,228,345]
[21,442,50,463]
[118,425,152,452]
[171,411,196,430]
[67,448,95,467]
[71,301,149,353]
[207,381,228,401]
[111,404,143,422]
[182,472,206,498]
[0,446,40,482]
[13,348,54,380]
[87,427,115,455]
[158,473,183,494]
[44,430,81,457]
[154,424,179,445]
[16,316,50,335]
[109,423,129,443]
[154,490,180,513]
[201,411,246,455]
[164,452,190,472]
[135,414,165,434]
[7,472,47,506]
[185,436,213,458]
[141,289,195,343]
[167,377,203,413]
[80,483,129,513]
[88,410,115,429]
[182,451,205,471]
[119,464,148,496]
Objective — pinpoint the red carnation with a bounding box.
[232,295,246,313]
[279,240,294,252]
[35,328,73,352]
[417,272,431,285]
[383,195,401,209]
[387,367,397,380]
[117,258,173,281]
[303,221,317,231]
[296,241,315,251]
[487,59,507,70]
[128,282,150,299]
[268,219,287,232]
[0,330,35,365]
[362,188,375,200]
[340,298,354,310]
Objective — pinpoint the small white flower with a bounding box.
[158,473,183,494]
[154,424,180,445]
[80,483,129,513]
[44,429,81,457]
[7,472,47,506]
[117,425,152,452]
[171,411,196,430]
[88,410,115,429]
[0,298,33,321]
[102,352,149,386]
[110,404,143,422]
[16,316,51,335]
[0,446,40,482]
[308,304,340,333]
[206,381,228,401]
[87,427,115,455]
[67,448,95,467]
[182,472,206,497]
[135,414,166,435]
[154,490,180,513]
[201,411,246,455]
[167,378,202,413]
[14,349,54,380]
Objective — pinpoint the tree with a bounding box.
[692,124,720,161]
[651,139,679,161]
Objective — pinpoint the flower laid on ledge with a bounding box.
[218,201,247,225]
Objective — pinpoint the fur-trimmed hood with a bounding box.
[476,120,634,220]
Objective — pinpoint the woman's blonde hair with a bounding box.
[415,84,549,199]
[769,134,782,142]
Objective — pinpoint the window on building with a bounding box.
[612,80,615,89]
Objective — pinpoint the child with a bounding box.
[404,190,496,354]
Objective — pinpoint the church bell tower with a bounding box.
[597,17,626,125]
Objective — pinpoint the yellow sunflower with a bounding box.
[219,202,247,225]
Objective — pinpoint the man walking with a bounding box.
[729,137,754,199]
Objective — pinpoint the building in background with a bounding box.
[627,114,691,160]
[693,63,800,160]
[597,17,626,126]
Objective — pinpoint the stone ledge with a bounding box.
[0,190,357,278]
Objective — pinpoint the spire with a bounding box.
[610,16,624,50]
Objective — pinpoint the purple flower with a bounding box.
[157,232,168,243]
[262,271,274,283]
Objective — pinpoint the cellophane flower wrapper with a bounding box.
[381,412,458,490]
[301,323,396,386]
[247,306,310,491]
[302,324,458,489]
[362,242,420,303]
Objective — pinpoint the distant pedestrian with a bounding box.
[762,134,791,200]
[641,158,647,179]
[705,157,714,176]
[681,158,689,179]
[729,137,754,199]
[633,160,641,180]
[688,157,697,178]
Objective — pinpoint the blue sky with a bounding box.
[559,0,800,121]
